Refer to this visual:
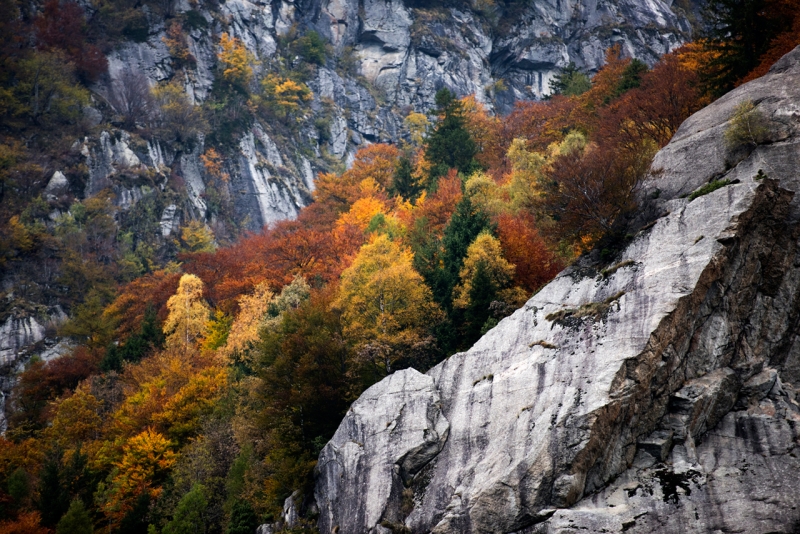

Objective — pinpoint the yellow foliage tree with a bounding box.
[453,232,526,309]
[153,365,228,441]
[98,428,177,527]
[218,33,254,88]
[260,74,312,119]
[335,196,387,233]
[218,281,273,363]
[334,234,443,374]
[163,274,210,353]
[163,21,191,64]
[200,147,229,182]
[180,220,216,253]
[44,384,102,455]
[219,276,311,364]
[404,112,430,146]
[464,171,503,217]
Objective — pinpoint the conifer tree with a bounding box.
[425,88,479,183]
[56,499,93,534]
[163,484,209,534]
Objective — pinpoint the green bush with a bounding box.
[292,31,327,65]
[724,100,770,150]
[688,179,731,201]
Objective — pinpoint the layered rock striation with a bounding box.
[314,46,800,534]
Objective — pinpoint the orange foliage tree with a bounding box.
[496,212,564,292]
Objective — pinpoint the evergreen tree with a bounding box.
[38,450,68,528]
[425,88,479,183]
[440,196,493,307]
[56,498,93,534]
[701,0,787,95]
[226,500,258,534]
[614,59,648,98]
[117,493,151,534]
[163,484,209,534]
[548,62,591,97]
[102,305,164,372]
[462,261,498,345]
[390,155,421,201]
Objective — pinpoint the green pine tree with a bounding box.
[390,155,421,201]
[462,261,499,345]
[227,500,259,534]
[700,0,788,95]
[56,499,93,534]
[163,484,209,534]
[548,62,591,97]
[425,88,480,183]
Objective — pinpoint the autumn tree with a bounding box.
[496,213,563,292]
[536,132,651,246]
[180,221,216,254]
[453,232,527,341]
[107,68,154,129]
[105,269,181,341]
[163,21,192,67]
[152,80,208,148]
[97,429,177,529]
[314,144,398,211]
[34,0,107,82]
[218,33,254,89]
[260,75,312,121]
[163,274,211,353]
[334,234,443,375]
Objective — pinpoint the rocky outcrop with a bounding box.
[314,46,800,534]
[93,0,692,231]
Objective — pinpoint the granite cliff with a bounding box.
[313,46,800,534]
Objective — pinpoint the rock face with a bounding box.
[314,46,800,534]
[94,0,692,230]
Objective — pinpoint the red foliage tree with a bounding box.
[599,51,706,151]
[9,346,101,430]
[496,212,564,292]
[106,269,182,340]
[34,0,107,81]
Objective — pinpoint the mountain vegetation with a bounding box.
[0,0,798,530]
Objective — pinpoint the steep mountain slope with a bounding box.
[98,0,692,230]
[314,46,800,534]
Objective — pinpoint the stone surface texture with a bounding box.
[314,46,800,534]
[93,0,692,230]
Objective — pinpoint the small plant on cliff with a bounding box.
[724,100,770,150]
[688,179,732,201]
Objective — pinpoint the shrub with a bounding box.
[724,100,770,150]
[688,179,731,201]
[292,31,327,65]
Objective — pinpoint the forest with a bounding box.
[1,0,799,531]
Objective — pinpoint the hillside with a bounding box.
[2,0,800,533]
[0,0,694,382]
